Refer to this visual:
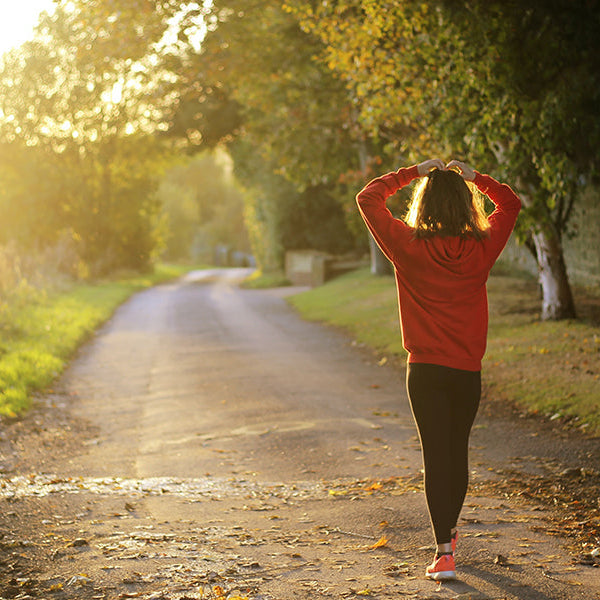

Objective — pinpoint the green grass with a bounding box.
[288,269,406,357]
[0,263,197,417]
[288,268,600,436]
[241,269,291,289]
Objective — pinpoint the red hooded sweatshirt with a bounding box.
[356,165,521,372]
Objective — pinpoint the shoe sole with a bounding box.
[426,570,456,581]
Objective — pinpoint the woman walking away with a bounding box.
[356,159,521,581]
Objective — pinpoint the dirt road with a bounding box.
[1,268,599,599]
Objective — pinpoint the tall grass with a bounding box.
[0,243,191,418]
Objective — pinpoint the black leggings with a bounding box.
[406,363,481,545]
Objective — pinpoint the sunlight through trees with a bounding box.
[0,1,597,319]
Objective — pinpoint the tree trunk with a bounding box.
[513,174,577,321]
[357,133,392,276]
[368,233,393,276]
[531,227,576,320]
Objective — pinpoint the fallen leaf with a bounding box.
[365,482,383,491]
[367,535,388,550]
[213,585,226,599]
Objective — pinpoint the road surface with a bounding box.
[0,268,598,599]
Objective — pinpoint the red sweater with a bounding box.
[356,165,521,371]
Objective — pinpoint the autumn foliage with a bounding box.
[0,1,599,319]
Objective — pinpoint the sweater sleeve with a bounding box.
[474,172,522,266]
[355,165,420,263]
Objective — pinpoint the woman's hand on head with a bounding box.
[446,160,476,181]
[417,159,446,176]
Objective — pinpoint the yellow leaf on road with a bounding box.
[368,535,388,550]
[365,482,383,491]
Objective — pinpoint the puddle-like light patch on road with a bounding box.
[0,474,326,500]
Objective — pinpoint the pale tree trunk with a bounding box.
[368,233,393,275]
[488,147,576,321]
[357,137,393,276]
[531,227,576,320]
[516,177,577,320]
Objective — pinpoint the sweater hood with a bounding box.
[426,236,483,275]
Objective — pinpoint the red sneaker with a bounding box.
[451,530,458,554]
[425,553,456,581]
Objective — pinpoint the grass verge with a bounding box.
[241,269,290,289]
[288,267,600,436]
[0,263,196,418]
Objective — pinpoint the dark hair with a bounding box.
[405,169,489,240]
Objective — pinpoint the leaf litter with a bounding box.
[471,465,600,560]
[2,469,599,599]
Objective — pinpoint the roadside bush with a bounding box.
[0,235,83,333]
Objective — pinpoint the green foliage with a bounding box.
[158,149,251,261]
[203,0,360,186]
[0,143,66,249]
[289,0,599,317]
[67,134,168,275]
[281,184,360,254]
[195,1,369,268]
[159,182,201,260]
[230,140,359,271]
[0,0,187,276]
[231,142,291,271]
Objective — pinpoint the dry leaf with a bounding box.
[367,535,388,550]
[213,585,226,599]
[365,482,383,492]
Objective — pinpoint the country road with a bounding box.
[0,268,599,599]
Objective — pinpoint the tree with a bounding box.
[229,139,358,271]
[186,0,371,270]
[0,0,188,274]
[438,0,600,320]
[291,0,600,319]
[157,149,251,262]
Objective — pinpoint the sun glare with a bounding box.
[0,0,56,55]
